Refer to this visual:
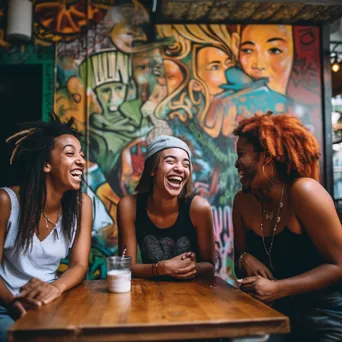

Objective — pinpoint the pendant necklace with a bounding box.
[41,207,61,239]
[262,207,277,220]
[259,181,285,270]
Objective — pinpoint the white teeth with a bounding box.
[71,170,82,179]
[168,176,183,182]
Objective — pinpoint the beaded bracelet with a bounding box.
[238,252,248,270]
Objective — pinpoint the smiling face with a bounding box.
[197,46,233,96]
[239,25,294,94]
[44,134,85,192]
[95,82,128,116]
[235,136,264,193]
[153,148,191,198]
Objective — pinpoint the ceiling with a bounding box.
[157,0,342,24]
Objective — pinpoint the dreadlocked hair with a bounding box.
[233,112,321,182]
[6,113,83,252]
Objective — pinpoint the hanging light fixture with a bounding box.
[332,55,341,73]
[331,41,342,73]
[6,0,33,42]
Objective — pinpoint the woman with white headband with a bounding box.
[118,135,215,279]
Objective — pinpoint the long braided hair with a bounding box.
[6,114,83,252]
[233,112,321,182]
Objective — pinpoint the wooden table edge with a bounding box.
[77,319,290,341]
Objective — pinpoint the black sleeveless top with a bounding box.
[247,227,324,280]
[135,193,200,264]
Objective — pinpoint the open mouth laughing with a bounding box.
[71,169,83,182]
[166,175,184,189]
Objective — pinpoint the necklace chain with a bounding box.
[42,207,61,230]
[259,181,285,270]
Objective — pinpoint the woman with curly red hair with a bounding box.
[233,112,342,341]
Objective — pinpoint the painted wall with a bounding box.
[0,1,323,282]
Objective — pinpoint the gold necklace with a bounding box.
[259,181,285,270]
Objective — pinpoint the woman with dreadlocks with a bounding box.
[0,115,92,340]
[233,112,342,341]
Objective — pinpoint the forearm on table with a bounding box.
[276,263,342,299]
[196,262,214,277]
[53,263,88,293]
[131,263,155,278]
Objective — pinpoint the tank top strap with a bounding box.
[179,193,196,218]
[135,193,148,223]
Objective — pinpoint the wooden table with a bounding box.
[8,277,290,342]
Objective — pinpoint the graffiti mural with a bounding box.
[0,0,323,282]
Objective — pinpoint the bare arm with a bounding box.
[233,191,274,280]
[189,195,215,277]
[118,196,156,278]
[275,178,342,298]
[0,189,30,317]
[53,193,92,293]
[232,191,247,278]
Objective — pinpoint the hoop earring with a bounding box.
[262,164,274,179]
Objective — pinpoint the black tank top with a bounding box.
[135,193,199,264]
[246,227,324,280]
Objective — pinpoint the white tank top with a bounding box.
[0,187,77,294]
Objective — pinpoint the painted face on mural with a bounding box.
[153,148,191,198]
[95,82,128,115]
[164,59,184,94]
[235,136,263,193]
[197,47,233,97]
[54,76,101,133]
[239,25,294,95]
[132,48,163,87]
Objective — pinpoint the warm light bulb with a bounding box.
[332,62,341,73]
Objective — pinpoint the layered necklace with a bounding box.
[259,181,285,270]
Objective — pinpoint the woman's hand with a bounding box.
[7,299,28,320]
[238,276,279,304]
[240,253,275,280]
[17,278,63,306]
[161,252,197,279]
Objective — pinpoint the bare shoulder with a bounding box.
[82,192,92,206]
[119,195,136,208]
[118,195,137,218]
[233,189,244,203]
[190,195,212,227]
[233,189,253,208]
[290,177,329,200]
[190,195,211,212]
[290,177,334,215]
[0,189,11,222]
[0,189,10,205]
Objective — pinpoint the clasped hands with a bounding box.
[161,252,197,280]
[237,253,279,304]
[9,278,63,318]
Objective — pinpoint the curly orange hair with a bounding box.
[233,112,321,181]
